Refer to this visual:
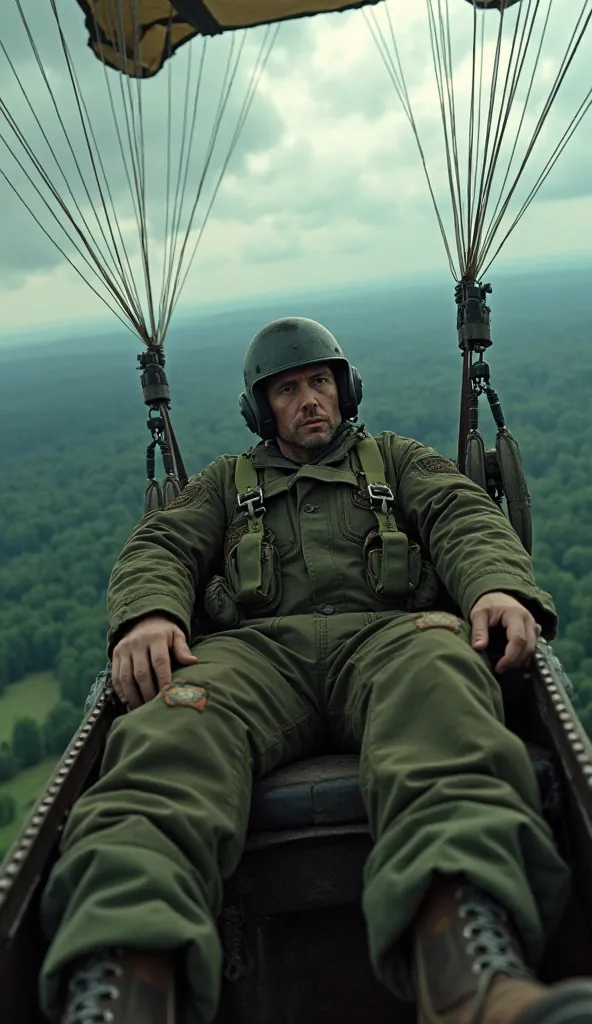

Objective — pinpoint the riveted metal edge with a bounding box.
[534,644,592,788]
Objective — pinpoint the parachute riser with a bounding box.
[454,279,532,553]
[455,277,493,355]
[455,276,494,473]
[137,348,188,512]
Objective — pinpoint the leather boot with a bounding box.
[413,876,592,1024]
[60,947,178,1024]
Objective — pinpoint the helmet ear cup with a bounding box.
[238,392,259,434]
[335,363,363,420]
[351,366,363,406]
[239,389,276,439]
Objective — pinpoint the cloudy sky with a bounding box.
[0,0,591,335]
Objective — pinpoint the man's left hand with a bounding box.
[470,591,542,674]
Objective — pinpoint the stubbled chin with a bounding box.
[297,427,331,447]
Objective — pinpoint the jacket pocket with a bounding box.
[203,575,240,628]
[337,485,376,543]
[363,529,423,603]
[224,519,282,614]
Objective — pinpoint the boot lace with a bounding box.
[64,951,124,1024]
[457,886,533,1024]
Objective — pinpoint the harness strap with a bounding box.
[234,435,410,602]
[355,434,410,596]
[234,454,265,600]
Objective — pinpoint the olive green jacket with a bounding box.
[107,427,557,652]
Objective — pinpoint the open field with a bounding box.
[0,671,60,743]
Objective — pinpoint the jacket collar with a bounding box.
[250,422,367,471]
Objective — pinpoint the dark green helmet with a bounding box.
[239,317,363,438]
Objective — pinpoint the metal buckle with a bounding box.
[367,482,394,515]
[237,487,266,519]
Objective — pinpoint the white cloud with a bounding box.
[0,0,591,333]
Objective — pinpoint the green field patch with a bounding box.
[0,756,58,861]
[0,672,60,744]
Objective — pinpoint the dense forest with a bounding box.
[0,262,591,774]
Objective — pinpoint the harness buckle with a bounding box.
[237,486,266,519]
[367,482,395,515]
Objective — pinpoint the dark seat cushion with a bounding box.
[249,755,366,832]
[248,748,560,834]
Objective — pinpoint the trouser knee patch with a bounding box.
[414,612,462,634]
[161,681,209,711]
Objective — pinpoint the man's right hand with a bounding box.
[111,615,198,710]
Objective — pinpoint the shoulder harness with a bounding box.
[234,432,410,600]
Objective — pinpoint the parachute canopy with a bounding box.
[77,0,384,78]
[465,0,521,9]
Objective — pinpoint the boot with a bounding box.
[59,947,178,1024]
[413,876,592,1024]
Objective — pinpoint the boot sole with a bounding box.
[518,982,592,1024]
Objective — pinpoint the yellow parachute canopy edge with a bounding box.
[77,0,383,77]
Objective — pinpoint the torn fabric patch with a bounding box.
[162,682,208,711]
[415,612,462,634]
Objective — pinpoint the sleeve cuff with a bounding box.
[107,595,192,657]
[460,574,558,640]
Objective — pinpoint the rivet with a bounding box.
[32,815,42,826]
[5,863,19,876]
[573,742,585,753]
[566,731,578,741]
[0,878,11,890]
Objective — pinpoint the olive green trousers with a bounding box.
[40,611,570,1022]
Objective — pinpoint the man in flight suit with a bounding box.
[41,317,592,1024]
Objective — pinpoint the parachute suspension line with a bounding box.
[366,0,592,281]
[0,12,141,334]
[366,0,591,551]
[171,24,279,331]
[158,31,209,335]
[2,0,278,502]
[480,2,592,274]
[0,2,150,339]
[89,1,277,348]
[2,1,278,350]
[473,0,547,269]
[363,6,457,277]
[427,0,471,271]
[48,0,151,338]
[466,13,486,266]
[161,30,246,335]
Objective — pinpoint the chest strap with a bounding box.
[355,434,410,597]
[234,434,410,600]
[234,453,266,601]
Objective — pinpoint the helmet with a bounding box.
[239,317,363,438]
